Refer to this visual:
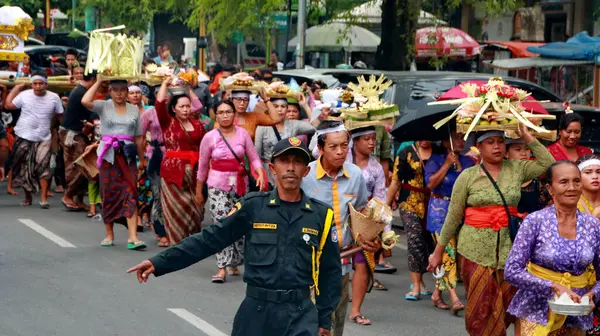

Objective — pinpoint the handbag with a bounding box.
[217,129,260,193]
[480,164,522,242]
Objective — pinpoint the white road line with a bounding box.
[167,308,227,336]
[18,219,76,248]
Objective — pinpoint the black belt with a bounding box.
[246,285,310,303]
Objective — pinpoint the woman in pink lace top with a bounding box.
[196,100,265,283]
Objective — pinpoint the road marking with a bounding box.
[167,308,227,336]
[18,219,76,248]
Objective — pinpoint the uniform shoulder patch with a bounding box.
[226,201,243,216]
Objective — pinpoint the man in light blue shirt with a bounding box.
[301,121,379,336]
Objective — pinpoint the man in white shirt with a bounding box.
[5,72,64,208]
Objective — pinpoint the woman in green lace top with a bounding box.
[428,126,554,336]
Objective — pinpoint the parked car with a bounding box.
[45,33,89,51]
[24,37,44,46]
[274,69,340,89]
[25,45,87,73]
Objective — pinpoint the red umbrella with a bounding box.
[436,80,549,114]
[415,27,481,58]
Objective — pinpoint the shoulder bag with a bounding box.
[217,129,260,193]
[480,164,522,242]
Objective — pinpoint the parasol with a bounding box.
[436,80,549,115]
[415,27,481,58]
[390,103,457,141]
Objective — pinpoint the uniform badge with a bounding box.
[289,137,301,146]
[331,226,338,243]
[303,234,310,244]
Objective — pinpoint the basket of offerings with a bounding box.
[221,72,261,92]
[84,26,145,79]
[431,77,555,140]
[346,75,399,121]
[349,197,393,244]
[266,81,299,99]
[548,293,594,316]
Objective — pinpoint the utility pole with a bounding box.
[284,0,292,65]
[296,0,306,68]
[45,0,51,35]
[198,11,207,73]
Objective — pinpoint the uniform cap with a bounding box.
[271,137,311,163]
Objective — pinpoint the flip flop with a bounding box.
[229,267,241,276]
[100,239,114,247]
[20,200,32,206]
[39,201,50,209]
[86,211,97,218]
[374,263,397,274]
[410,284,433,296]
[62,200,81,211]
[405,291,420,301]
[350,315,371,326]
[211,275,226,283]
[127,241,147,250]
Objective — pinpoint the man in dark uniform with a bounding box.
[128,137,342,336]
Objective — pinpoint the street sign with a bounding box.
[273,12,287,30]
[232,30,244,44]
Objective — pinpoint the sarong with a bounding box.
[208,187,244,268]
[462,258,517,336]
[59,128,90,199]
[432,233,458,291]
[161,164,203,244]
[519,319,583,336]
[10,137,52,193]
[99,152,137,224]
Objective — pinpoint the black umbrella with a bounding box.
[391,103,457,142]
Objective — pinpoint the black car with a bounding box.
[25,45,87,72]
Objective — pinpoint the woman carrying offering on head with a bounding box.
[196,100,266,283]
[428,125,555,336]
[81,76,146,250]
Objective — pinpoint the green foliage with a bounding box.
[79,0,158,32]
[0,0,72,17]
[184,0,286,44]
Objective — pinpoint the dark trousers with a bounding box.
[53,148,66,187]
[232,296,318,336]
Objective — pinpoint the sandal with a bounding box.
[372,279,388,291]
[350,315,371,326]
[405,291,420,301]
[374,262,397,274]
[86,211,97,218]
[451,300,465,315]
[127,241,147,250]
[229,267,241,276]
[20,200,32,206]
[62,200,81,211]
[432,297,450,310]
[157,238,170,247]
[100,239,114,247]
[410,284,433,296]
[211,274,226,283]
[39,201,50,209]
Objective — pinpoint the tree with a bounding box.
[79,0,161,32]
[0,0,72,22]
[376,0,521,70]
[182,0,286,44]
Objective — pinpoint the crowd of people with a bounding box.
[3,49,600,335]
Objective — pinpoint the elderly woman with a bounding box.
[81,77,146,250]
[255,96,314,185]
[196,100,266,283]
[386,140,437,301]
[547,113,592,162]
[154,77,206,245]
[424,131,475,313]
[505,160,600,335]
[428,126,554,336]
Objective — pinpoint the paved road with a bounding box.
[0,184,477,336]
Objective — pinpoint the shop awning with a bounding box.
[483,41,545,58]
[484,57,592,70]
